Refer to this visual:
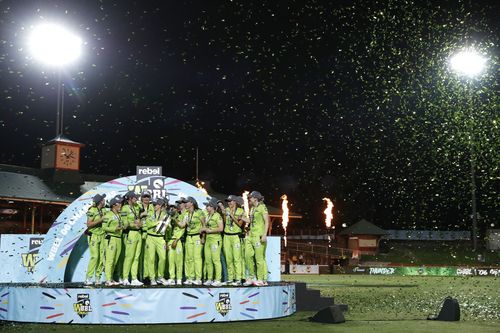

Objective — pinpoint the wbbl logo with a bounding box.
[129,166,167,199]
[215,292,231,316]
[21,237,43,273]
[73,294,92,318]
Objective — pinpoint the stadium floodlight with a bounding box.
[28,23,82,67]
[28,23,83,135]
[449,49,487,78]
[449,47,488,252]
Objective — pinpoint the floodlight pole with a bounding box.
[56,70,62,136]
[450,49,486,252]
[465,84,478,252]
[470,142,478,251]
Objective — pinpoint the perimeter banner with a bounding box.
[347,266,500,277]
[3,284,295,324]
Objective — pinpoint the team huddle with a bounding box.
[85,190,270,287]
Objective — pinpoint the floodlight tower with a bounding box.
[449,48,487,252]
[28,23,82,136]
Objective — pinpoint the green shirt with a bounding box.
[224,207,244,234]
[121,203,142,230]
[186,209,204,235]
[171,212,186,240]
[205,211,223,240]
[140,203,155,232]
[249,203,268,237]
[102,210,123,237]
[86,206,106,236]
[145,209,168,236]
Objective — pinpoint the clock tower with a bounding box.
[41,135,85,184]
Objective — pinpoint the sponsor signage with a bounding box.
[289,264,320,274]
[215,292,231,316]
[73,294,92,318]
[347,266,500,277]
[131,166,167,199]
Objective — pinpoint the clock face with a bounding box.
[56,145,79,170]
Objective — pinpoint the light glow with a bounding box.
[28,23,82,66]
[450,49,487,78]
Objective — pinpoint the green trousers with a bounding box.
[86,233,105,280]
[223,234,242,281]
[240,237,246,279]
[141,232,149,279]
[122,230,142,281]
[145,235,166,280]
[184,234,203,280]
[204,237,222,281]
[244,235,267,281]
[167,239,183,280]
[105,236,122,281]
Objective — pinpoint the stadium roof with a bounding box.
[339,219,388,236]
[0,164,113,205]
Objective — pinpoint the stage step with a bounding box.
[294,282,335,311]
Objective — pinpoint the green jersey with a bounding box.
[224,207,244,234]
[86,206,106,236]
[249,203,268,237]
[171,212,186,239]
[186,209,204,235]
[102,210,123,237]
[121,202,142,230]
[145,209,169,236]
[205,211,223,240]
[140,203,155,232]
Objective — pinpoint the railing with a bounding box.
[271,228,334,236]
[283,240,353,258]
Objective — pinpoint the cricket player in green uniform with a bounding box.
[243,191,269,286]
[139,191,154,281]
[202,208,209,282]
[120,191,144,286]
[201,199,223,287]
[166,198,187,285]
[102,196,124,286]
[219,195,245,286]
[181,196,205,285]
[84,193,107,285]
[144,198,169,285]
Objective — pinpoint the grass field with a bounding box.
[1,274,499,333]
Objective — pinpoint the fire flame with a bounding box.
[323,197,334,228]
[242,191,250,218]
[281,194,289,246]
[195,180,208,195]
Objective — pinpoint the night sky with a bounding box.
[0,0,498,231]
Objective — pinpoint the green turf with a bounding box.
[284,274,500,321]
[1,275,499,333]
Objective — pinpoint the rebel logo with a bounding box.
[136,166,162,180]
[131,166,169,200]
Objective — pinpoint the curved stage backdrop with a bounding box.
[0,175,280,284]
